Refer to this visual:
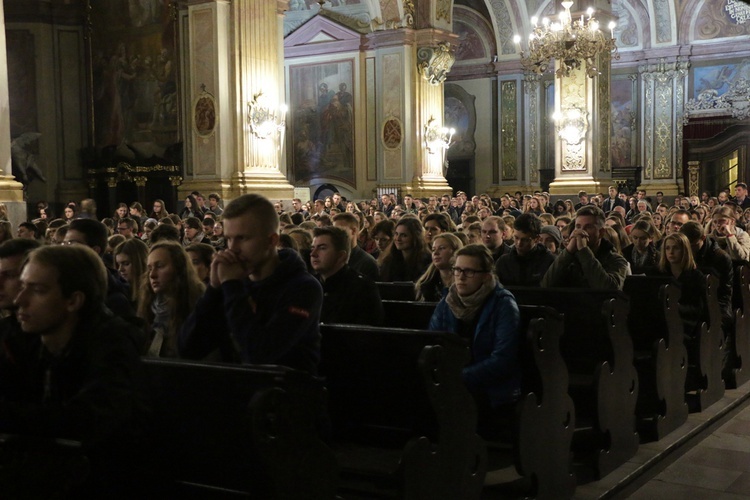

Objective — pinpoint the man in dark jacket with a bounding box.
[179,194,323,374]
[482,216,512,263]
[496,214,556,286]
[332,212,379,281]
[541,206,629,289]
[310,226,383,326]
[0,245,148,495]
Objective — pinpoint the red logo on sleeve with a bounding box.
[288,306,310,319]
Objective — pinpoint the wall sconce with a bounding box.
[424,117,455,154]
[247,92,287,140]
[553,106,588,145]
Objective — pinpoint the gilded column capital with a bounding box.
[134,176,148,187]
[417,42,455,85]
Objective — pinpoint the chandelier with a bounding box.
[513,1,618,78]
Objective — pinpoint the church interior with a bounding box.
[0,0,748,222]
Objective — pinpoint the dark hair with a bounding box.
[185,242,216,269]
[575,205,606,228]
[118,217,137,231]
[313,226,351,259]
[184,216,203,231]
[69,218,109,253]
[513,213,542,236]
[332,211,360,230]
[0,238,41,259]
[680,220,704,244]
[208,193,221,202]
[423,212,452,232]
[150,224,181,244]
[27,245,108,316]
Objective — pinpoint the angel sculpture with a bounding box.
[11,132,46,185]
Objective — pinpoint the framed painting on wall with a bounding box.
[289,59,355,186]
[89,1,180,159]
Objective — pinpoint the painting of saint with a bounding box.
[693,59,750,99]
[610,78,634,169]
[290,60,355,185]
[90,0,179,162]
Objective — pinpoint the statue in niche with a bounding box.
[11,132,46,185]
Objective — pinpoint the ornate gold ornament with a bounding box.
[417,43,456,85]
[514,1,618,78]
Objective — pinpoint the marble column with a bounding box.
[0,0,26,218]
[181,0,293,203]
[637,59,689,196]
[548,52,613,195]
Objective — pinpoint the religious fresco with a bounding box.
[288,0,362,9]
[611,78,635,169]
[693,0,750,41]
[692,59,750,98]
[289,60,355,185]
[90,1,179,161]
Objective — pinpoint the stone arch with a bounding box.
[453,5,496,65]
[647,0,677,46]
[612,0,651,51]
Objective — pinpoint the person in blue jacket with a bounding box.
[429,243,521,438]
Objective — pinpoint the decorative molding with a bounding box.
[525,74,540,184]
[685,77,750,121]
[417,42,455,85]
[284,14,365,58]
[501,81,518,180]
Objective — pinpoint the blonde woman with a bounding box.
[415,232,464,301]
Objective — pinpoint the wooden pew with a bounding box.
[689,275,725,411]
[623,276,689,440]
[376,281,417,301]
[142,359,337,499]
[729,264,750,388]
[506,287,639,480]
[515,305,576,499]
[319,324,486,499]
[366,300,576,498]
[381,300,438,329]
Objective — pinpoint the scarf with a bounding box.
[445,275,496,322]
[148,294,173,357]
[184,231,205,246]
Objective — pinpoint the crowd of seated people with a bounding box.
[1,184,750,491]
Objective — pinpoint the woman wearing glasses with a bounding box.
[428,243,521,439]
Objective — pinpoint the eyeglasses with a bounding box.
[63,240,86,246]
[451,267,487,278]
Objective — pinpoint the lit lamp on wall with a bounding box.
[424,116,455,154]
[553,106,588,145]
[247,91,288,140]
[512,1,617,78]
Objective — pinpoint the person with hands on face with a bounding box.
[710,206,750,262]
[541,205,629,289]
[178,194,323,373]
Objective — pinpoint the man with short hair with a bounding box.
[17,222,37,240]
[332,212,379,281]
[734,182,750,210]
[331,192,345,212]
[185,242,215,285]
[655,191,664,205]
[117,217,137,239]
[637,190,647,200]
[313,199,326,216]
[310,226,383,325]
[292,198,308,217]
[0,245,147,493]
[0,239,41,314]
[207,193,224,216]
[496,214,556,286]
[574,191,589,211]
[64,219,137,320]
[402,194,417,214]
[481,216,511,263]
[541,206,628,289]
[602,185,626,213]
[380,194,394,218]
[665,209,691,236]
[179,194,323,373]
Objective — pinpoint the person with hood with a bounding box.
[178,194,323,373]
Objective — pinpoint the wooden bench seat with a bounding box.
[142,358,337,499]
[506,287,639,480]
[319,324,486,500]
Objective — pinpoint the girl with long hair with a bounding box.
[138,241,205,358]
[379,217,431,282]
[114,238,149,306]
[151,199,169,220]
[179,195,202,220]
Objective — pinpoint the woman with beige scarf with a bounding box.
[428,243,521,439]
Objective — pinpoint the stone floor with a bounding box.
[482,380,750,499]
